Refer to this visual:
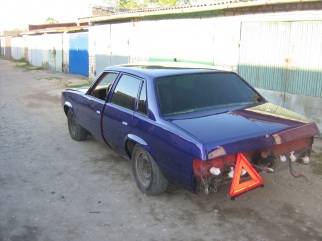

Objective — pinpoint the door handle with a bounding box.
[122,121,128,126]
[96,110,100,115]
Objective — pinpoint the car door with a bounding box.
[102,73,142,154]
[78,71,119,141]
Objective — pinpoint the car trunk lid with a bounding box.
[170,103,319,159]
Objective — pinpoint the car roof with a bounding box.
[103,62,226,79]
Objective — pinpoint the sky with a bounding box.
[0,0,106,31]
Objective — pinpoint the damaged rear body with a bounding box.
[155,71,320,195]
[170,102,319,194]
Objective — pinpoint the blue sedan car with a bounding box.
[62,63,320,196]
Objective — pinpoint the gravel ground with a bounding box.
[1,59,322,241]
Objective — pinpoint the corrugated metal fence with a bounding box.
[238,21,322,98]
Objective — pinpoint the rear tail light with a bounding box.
[193,154,237,178]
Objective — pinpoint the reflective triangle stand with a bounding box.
[230,153,264,200]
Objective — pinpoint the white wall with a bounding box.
[11,37,26,60]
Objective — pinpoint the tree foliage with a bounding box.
[104,0,195,9]
[45,17,58,24]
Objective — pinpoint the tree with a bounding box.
[103,0,196,9]
[45,17,58,24]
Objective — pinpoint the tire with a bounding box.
[132,145,169,195]
[67,109,87,141]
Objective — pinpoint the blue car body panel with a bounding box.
[61,63,320,194]
[170,102,318,159]
[102,103,133,154]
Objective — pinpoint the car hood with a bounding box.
[170,103,320,159]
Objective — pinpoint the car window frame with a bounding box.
[136,79,148,117]
[86,71,120,101]
[109,73,144,112]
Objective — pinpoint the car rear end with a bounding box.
[154,70,320,195]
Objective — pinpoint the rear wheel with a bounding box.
[132,145,168,195]
[67,109,87,141]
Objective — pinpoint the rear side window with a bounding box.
[111,74,141,111]
[137,81,147,115]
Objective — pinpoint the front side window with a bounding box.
[111,74,141,111]
[89,72,118,101]
[155,72,262,116]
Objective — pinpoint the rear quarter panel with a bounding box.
[129,78,204,192]
[131,113,203,192]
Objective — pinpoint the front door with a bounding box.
[79,71,119,141]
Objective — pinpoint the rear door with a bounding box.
[102,73,142,154]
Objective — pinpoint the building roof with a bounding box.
[79,0,320,23]
[21,23,88,35]
[19,0,321,36]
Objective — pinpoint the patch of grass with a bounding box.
[14,58,43,71]
[11,58,28,63]
[15,62,29,68]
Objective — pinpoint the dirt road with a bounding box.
[1,59,322,241]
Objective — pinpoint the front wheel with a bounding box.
[132,145,169,195]
[67,109,87,141]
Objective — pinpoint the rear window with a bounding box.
[155,72,261,116]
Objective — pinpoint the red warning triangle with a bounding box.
[230,153,263,197]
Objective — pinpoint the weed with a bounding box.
[12,58,28,63]
[13,58,43,71]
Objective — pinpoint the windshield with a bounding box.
[155,72,263,116]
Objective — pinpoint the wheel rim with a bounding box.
[136,152,152,187]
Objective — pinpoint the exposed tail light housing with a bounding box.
[193,154,237,179]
